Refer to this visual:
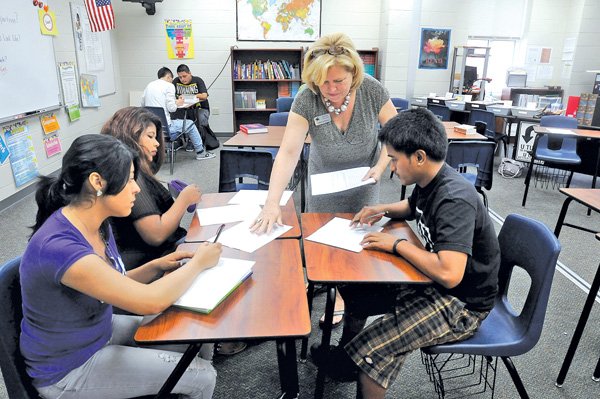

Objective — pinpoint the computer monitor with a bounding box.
[464,66,478,88]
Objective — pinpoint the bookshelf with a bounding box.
[231,47,303,132]
[358,48,379,80]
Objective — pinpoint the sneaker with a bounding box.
[310,343,358,382]
[196,151,216,160]
[185,142,195,152]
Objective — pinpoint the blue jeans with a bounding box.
[169,119,204,153]
[196,108,210,127]
[36,315,216,399]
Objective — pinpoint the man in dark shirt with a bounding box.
[313,107,501,399]
[172,64,210,138]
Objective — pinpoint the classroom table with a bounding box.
[521,126,600,207]
[224,126,311,212]
[135,240,310,399]
[185,192,301,241]
[554,188,600,237]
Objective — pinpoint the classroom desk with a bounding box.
[224,126,311,212]
[554,188,600,237]
[556,233,600,386]
[522,126,600,207]
[134,240,310,399]
[185,192,301,241]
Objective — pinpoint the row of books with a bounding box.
[359,53,376,77]
[233,59,300,80]
[277,81,301,98]
[234,91,257,109]
[576,93,599,126]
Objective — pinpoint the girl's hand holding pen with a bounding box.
[190,242,222,271]
[350,205,386,227]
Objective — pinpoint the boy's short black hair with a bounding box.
[378,108,448,161]
[177,64,191,74]
[157,67,173,79]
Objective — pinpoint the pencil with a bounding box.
[213,224,225,243]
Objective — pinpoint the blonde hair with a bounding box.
[302,32,364,94]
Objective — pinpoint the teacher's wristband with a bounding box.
[392,238,407,256]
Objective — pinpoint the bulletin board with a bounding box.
[70,2,116,96]
[0,1,62,123]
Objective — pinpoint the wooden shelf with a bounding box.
[233,79,302,82]
[234,108,277,112]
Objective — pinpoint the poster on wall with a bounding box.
[236,0,321,42]
[164,19,194,59]
[418,28,451,69]
[80,74,100,107]
[43,135,62,158]
[3,121,39,188]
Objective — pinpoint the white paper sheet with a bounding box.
[305,216,390,252]
[196,204,262,226]
[310,167,376,196]
[208,220,292,253]
[174,257,255,313]
[227,190,293,206]
[546,128,576,135]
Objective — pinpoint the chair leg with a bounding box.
[593,356,600,382]
[566,170,574,188]
[521,159,535,207]
[501,357,530,399]
[401,185,406,200]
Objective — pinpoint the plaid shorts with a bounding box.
[344,285,487,389]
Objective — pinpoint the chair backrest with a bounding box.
[468,109,496,140]
[219,149,274,192]
[446,141,495,190]
[269,112,290,126]
[276,97,294,112]
[391,97,410,111]
[144,106,171,142]
[0,257,39,398]
[537,115,579,153]
[495,214,560,353]
[427,104,451,121]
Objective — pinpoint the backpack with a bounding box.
[199,125,220,151]
[497,157,525,178]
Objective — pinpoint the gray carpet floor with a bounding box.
[1,138,599,398]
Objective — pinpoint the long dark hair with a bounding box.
[101,106,164,175]
[31,134,139,236]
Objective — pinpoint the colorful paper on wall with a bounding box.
[40,114,60,135]
[0,134,9,165]
[3,122,39,188]
[67,105,81,122]
[164,19,194,59]
[80,74,100,107]
[38,9,58,36]
[43,135,62,158]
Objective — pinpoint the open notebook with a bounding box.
[174,258,255,314]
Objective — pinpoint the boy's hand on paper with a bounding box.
[350,205,385,227]
[250,204,282,234]
[179,184,202,205]
[191,242,222,270]
[159,250,195,272]
[360,232,397,253]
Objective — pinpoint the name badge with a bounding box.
[314,114,331,126]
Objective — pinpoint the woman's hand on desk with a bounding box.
[250,203,282,234]
[156,250,196,272]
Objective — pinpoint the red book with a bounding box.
[239,123,268,134]
[565,96,580,118]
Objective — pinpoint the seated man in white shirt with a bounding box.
[142,67,215,160]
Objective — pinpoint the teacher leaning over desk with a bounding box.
[251,32,398,326]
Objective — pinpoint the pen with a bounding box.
[213,224,225,243]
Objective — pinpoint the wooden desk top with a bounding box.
[443,121,487,140]
[135,240,310,344]
[185,192,301,241]
[224,125,312,148]
[559,188,600,212]
[534,125,600,139]
[302,213,431,284]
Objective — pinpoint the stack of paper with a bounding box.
[305,216,390,252]
[174,258,255,314]
[228,190,293,206]
[208,220,292,253]
[310,167,376,196]
[196,204,262,226]
[453,124,477,135]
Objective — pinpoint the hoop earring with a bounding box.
[96,190,103,197]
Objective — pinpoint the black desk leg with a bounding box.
[556,262,600,387]
[300,281,315,361]
[400,185,406,201]
[313,286,336,399]
[155,343,202,398]
[554,197,574,238]
[521,135,539,207]
[511,120,523,160]
[276,339,300,399]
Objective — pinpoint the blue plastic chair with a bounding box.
[276,97,293,112]
[521,116,580,206]
[0,257,40,399]
[422,214,561,399]
[268,111,289,126]
[218,148,274,192]
[446,141,495,208]
[427,104,451,121]
[391,97,410,111]
[468,109,509,157]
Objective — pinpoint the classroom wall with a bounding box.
[0,1,127,205]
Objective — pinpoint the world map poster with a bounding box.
[236,0,321,42]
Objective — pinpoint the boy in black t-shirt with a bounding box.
[312,108,500,399]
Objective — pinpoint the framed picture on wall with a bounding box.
[418,28,451,69]
[236,0,321,42]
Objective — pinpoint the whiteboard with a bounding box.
[70,2,116,97]
[0,1,62,123]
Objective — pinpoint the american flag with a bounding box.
[84,0,115,32]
